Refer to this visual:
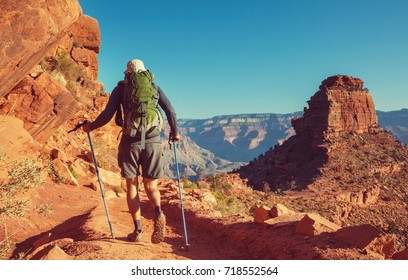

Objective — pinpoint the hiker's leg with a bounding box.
[143,177,160,209]
[144,177,166,244]
[126,177,141,221]
[119,138,144,241]
[126,177,144,241]
[141,142,163,210]
[141,142,165,243]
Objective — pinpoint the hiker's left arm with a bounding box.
[86,84,122,132]
[157,85,179,139]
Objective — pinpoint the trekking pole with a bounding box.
[170,137,190,251]
[69,121,115,241]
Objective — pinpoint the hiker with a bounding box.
[82,59,179,244]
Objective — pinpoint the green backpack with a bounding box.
[123,70,163,148]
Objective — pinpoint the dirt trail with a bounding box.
[64,191,247,260]
[10,182,247,260]
[8,177,388,260]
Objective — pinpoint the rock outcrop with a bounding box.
[335,224,396,259]
[0,0,82,97]
[295,213,341,237]
[2,71,79,143]
[237,75,385,190]
[292,75,381,139]
[0,1,102,144]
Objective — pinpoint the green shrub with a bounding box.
[207,174,232,194]
[36,204,53,215]
[204,174,245,216]
[48,160,66,184]
[0,239,14,259]
[55,51,83,82]
[0,158,44,217]
[40,52,84,91]
[214,196,244,216]
[0,158,44,259]
[182,177,198,190]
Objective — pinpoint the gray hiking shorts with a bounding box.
[118,136,164,179]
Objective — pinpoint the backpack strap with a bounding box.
[140,102,147,150]
[114,104,124,127]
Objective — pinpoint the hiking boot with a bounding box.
[151,211,166,244]
[128,230,143,242]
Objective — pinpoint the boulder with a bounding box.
[69,159,88,178]
[270,203,295,218]
[0,116,39,164]
[51,148,68,162]
[30,244,72,260]
[98,168,121,188]
[104,190,117,200]
[84,151,94,163]
[52,158,79,187]
[265,213,306,228]
[295,213,341,237]
[253,205,272,223]
[335,224,396,259]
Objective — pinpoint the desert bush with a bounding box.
[40,52,84,93]
[205,175,245,216]
[50,71,68,87]
[0,158,44,259]
[0,158,45,217]
[0,239,14,259]
[48,160,66,184]
[73,40,82,48]
[36,204,53,215]
[214,196,243,216]
[55,51,83,82]
[207,174,232,194]
[182,177,198,190]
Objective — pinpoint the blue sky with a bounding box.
[79,0,408,119]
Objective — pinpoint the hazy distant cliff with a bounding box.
[179,113,301,162]
[164,109,407,180]
[377,109,408,145]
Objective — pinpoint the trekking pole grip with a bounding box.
[68,120,88,133]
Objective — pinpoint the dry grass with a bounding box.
[0,158,45,217]
[0,157,45,259]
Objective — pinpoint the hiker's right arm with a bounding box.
[86,82,124,131]
[156,85,179,139]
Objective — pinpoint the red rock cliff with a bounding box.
[0,1,102,143]
[0,0,82,97]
